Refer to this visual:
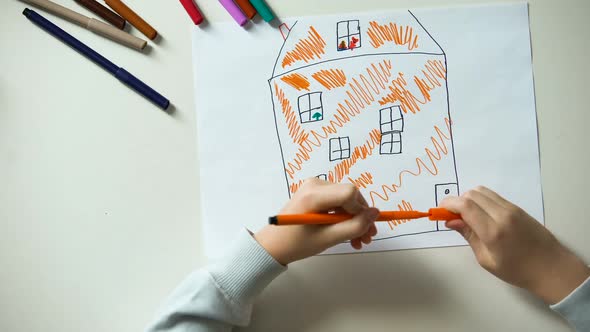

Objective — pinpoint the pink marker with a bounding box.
[219,0,247,26]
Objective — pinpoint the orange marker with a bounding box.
[269,208,460,226]
[105,0,157,40]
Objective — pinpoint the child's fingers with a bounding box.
[462,189,504,219]
[351,238,362,250]
[440,196,493,240]
[324,208,379,244]
[304,183,366,215]
[368,223,378,237]
[473,186,512,209]
[445,219,485,254]
[357,191,370,208]
[361,232,372,244]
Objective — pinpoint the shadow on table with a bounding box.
[237,249,460,332]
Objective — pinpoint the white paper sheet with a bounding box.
[192,3,543,259]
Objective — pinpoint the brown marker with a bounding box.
[17,0,146,50]
[75,0,126,30]
[234,0,257,19]
[105,0,157,40]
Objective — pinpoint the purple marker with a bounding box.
[219,0,247,26]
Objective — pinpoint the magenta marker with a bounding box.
[219,0,247,26]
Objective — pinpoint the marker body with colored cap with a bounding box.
[269,208,461,225]
[234,0,257,19]
[74,0,126,30]
[219,0,247,26]
[179,0,204,25]
[249,0,274,22]
[17,0,146,50]
[105,0,158,40]
[22,8,169,110]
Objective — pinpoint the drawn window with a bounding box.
[380,106,404,134]
[329,137,351,161]
[298,92,323,123]
[337,20,361,51]
[380,132,402,155]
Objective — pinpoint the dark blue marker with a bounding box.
[22,8,170,111]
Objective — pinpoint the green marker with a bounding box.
[249,0,274,22]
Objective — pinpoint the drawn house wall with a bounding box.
[269,11,460,240]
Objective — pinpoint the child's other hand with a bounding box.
[441,186,590,304]
[255,178,379,265]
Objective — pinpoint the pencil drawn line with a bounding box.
[272,21,298,78]
[268,82,292,198]
[281,60,394,179]
[275,83,308,145]
[408,10,445,54]
[328,129,382,183]
[368,118,452,206]
[270,51,444,80]
[282,26,327,68]
[370,229,453,242]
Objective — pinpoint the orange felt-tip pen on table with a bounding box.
[269,208,461,226]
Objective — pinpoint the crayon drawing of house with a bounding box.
[268,11,460,244]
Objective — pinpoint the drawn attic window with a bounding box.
[329,137,351,161]
[297,92,324,123]
[380,106,404,134]
[337,20,361,51]
[380,132,402,155]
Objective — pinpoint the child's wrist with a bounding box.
[527,248,590,304]
[254,226,292,266]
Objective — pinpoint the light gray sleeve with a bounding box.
[550,276,590,332]
[145,229,287,332]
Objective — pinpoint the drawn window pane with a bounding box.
[310,93,322,109]
[380,132,402,155]
[349,20,360,33]
[298,92,323,123]
[380,106,404,134]
[337,22,348,38]
[329,137,351,161]
[336,20,361,51]
[349,33,362,48]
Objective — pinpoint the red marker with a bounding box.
[179,0,204,25]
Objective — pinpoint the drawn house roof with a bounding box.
[271,11,444,79]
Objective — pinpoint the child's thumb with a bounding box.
[325,208,379,243]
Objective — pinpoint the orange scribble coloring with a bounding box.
[282,26,326,68]
[281,73,311,91]
[311,69,347,90]
[289,179,304,194]
[328,129,382,183]
[378,60,447,114]
[281,60,394,180]
[387,200,414,230]
[369,118,452,206]
[275,83,307,145]
[367,21,419,50]
[348,172,374,189]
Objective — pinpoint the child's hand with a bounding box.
[441,186,590,304]
[255,178,379,265]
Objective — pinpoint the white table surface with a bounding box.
[1,0,589,331]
